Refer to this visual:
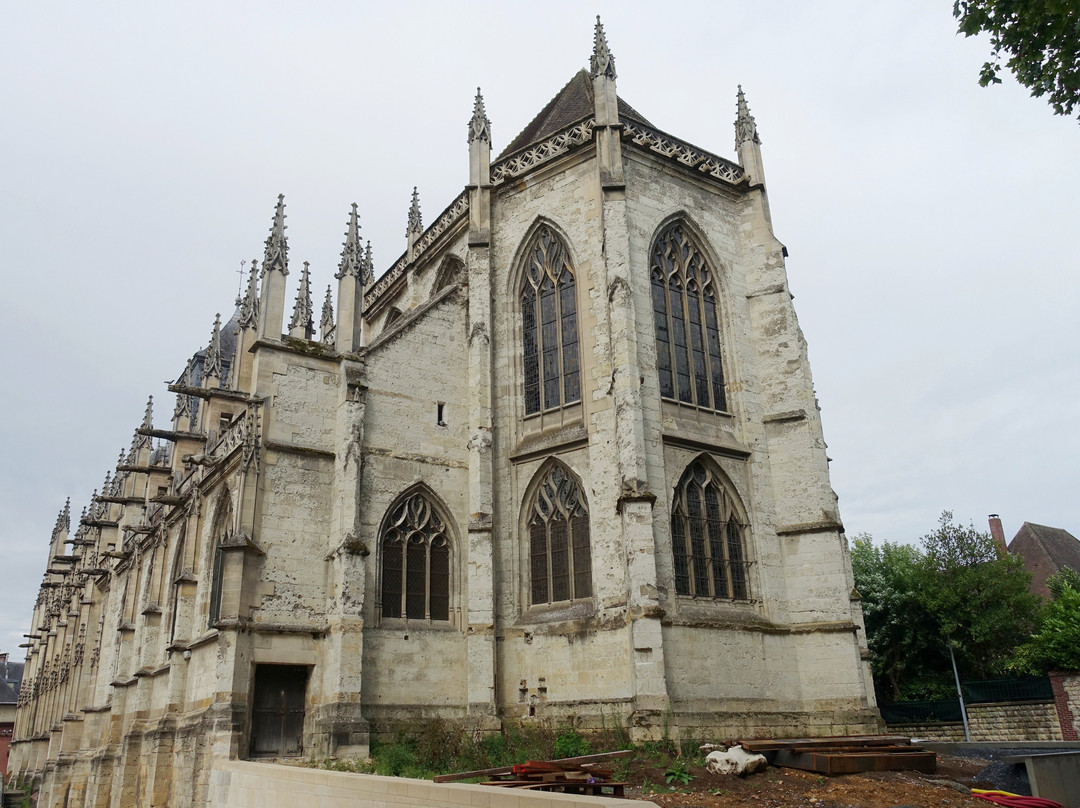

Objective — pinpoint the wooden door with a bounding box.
[250,665,308,756]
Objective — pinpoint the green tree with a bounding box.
[953,0,1080,120]
[918,512,1040,680]
[851,513,1040,703]
[1010,567,1080,674]
[851,534,948,701]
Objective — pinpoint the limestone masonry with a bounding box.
[9,19,879,807]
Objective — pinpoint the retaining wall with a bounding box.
[208,759,657,808]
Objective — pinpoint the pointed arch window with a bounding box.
[521,227,581,416]
[380,491,451,621]
[671,461,749,600]
[651,224,727,412]
[207,498,230,627]
[527,463,591,605]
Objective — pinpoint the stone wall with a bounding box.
[889,699,1064,742]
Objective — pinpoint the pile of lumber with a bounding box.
[433,750,631,796]
[738,735,937,776]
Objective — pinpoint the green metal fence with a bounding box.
[962,677,1053,704]
[881,677,1053,724]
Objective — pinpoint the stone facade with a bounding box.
[8,21,879,807]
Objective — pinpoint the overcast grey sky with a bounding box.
[2,1,1077,653]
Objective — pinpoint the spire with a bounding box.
[238,259,260,329]
[735,85,760,148]
[407,187,422,238]
[53,499,71,538]
[336,203,363,280]
[406,188,423,261]
[362,241,374,286]
[590,16,617,81]
[263,194,289,277]
[320,285,335,341]
[289,261,314,340]
[131,396,154,454]
[204,314,224,381]
[141,395,154,431]
[468,87,491,144]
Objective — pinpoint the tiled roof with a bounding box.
[499,69,650,158]
[1009,522,1080,598]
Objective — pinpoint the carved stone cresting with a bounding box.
[365,192,469,306]
[491,119,596,184]
[622,119,747,185]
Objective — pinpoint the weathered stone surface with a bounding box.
[9,26,883,808]
[706,745,768,776]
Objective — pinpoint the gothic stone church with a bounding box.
[11,20,879,808]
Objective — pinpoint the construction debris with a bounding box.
[705,745,768,776]
[739,735,937,776]
[433,750,631,797]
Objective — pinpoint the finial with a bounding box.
[204,314,224,380]
[468,87,492,144]
[362,241,374,286]
[141,395,154,430]
[289,261,314,339]
[407,187,423,238]
[590,16,617,81]
[238,259,260,329]
[320,284,334,340]
[735,84,760,148]
[54,498,71,537]
[336,203,363,280]
[263,194,289,277]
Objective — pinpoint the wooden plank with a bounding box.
[740,735,911,752]
[435,749,631,783]
[433,766,514,783]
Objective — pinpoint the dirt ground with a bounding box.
[622,752,996,808]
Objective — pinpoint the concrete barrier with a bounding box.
[208,759,659,808]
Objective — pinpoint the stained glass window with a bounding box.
[527,463,591,605]
[671,461,750,600]
[521,227,581,415]
[381,491,451,621]
[651,225,727,412]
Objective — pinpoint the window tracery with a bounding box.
[521,227,581,416]
[651,224,727,412]
[527,463,591,605]
[671,461,749,600]
[380,491,450,621]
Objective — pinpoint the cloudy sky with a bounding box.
[2,1,1077,652]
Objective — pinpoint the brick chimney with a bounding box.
[988,514,1008,557]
